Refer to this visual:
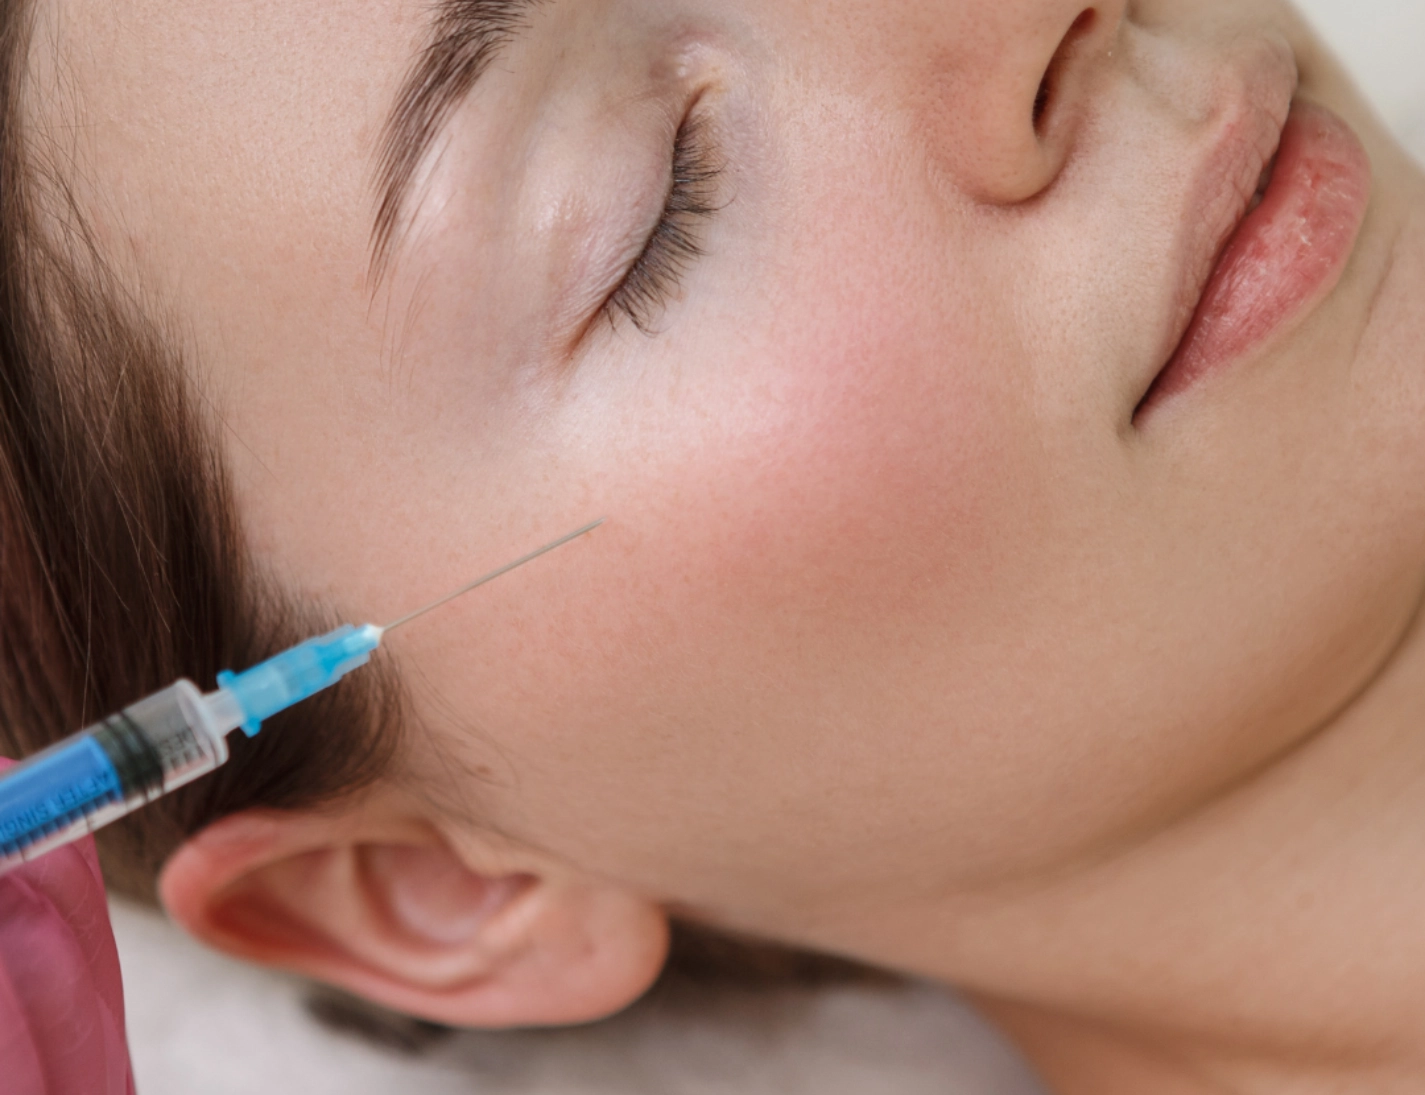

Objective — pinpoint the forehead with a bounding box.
[31,0,419,143]
[19,0,444,580]
[24,0,424,299]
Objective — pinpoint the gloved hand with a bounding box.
[0,759,134,1095]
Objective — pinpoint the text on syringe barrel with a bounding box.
[0,681,229,873]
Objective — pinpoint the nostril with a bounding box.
[1034,74,1052,129]
[1034,8,1099,135]
[1068,9,1099,39]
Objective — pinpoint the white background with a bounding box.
[1299,0,1425,156]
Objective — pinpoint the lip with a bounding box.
[1136,98,1373,418]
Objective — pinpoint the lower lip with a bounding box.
[1140,101,1373,413]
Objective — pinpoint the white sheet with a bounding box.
[112,2,1423,1090]
[112,901,1047,1095]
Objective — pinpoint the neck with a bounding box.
[905,580,1425,1094]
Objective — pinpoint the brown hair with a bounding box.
[0,0,402,903]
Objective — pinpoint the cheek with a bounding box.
[479,80,1050,725]
[557,249,1028,655]
[417,235,1046,889]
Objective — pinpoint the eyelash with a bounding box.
[600,115,723,335]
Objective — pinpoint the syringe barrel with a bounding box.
[0,681,231,875]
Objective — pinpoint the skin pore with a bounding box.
[21,0,1425,1091]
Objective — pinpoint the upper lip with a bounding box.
[1150,42,1299,388]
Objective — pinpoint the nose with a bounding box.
[920,1,1127,204]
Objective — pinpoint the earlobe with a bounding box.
[159,810,671,1028]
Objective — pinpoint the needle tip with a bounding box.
[379,518,608,634]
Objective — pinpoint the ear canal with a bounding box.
[358,843,531,946]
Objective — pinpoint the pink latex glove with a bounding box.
[0,758,134,1095]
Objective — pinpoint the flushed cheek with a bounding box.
[716,332,1011,606]
[555,108,1042,641]
[553,263,1029,638]
[457,278,1043,880]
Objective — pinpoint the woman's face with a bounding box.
[36,0,1425,954]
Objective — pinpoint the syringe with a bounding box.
[0,521,603,876]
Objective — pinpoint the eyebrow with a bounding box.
[370,0,543,280]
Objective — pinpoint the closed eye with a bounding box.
[599,114,724,335]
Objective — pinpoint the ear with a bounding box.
[158,810,670,1029]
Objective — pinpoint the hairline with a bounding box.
[0,0,411,899]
